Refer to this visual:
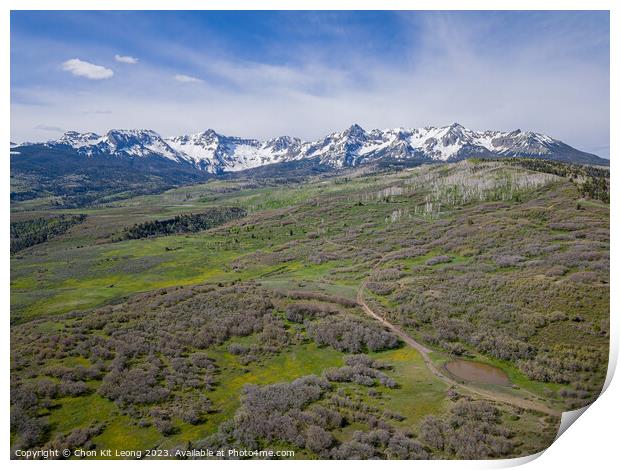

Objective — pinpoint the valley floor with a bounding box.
[10,160,609,459]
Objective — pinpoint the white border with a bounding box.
[3,2,616,469]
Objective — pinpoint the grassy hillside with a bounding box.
[10,160,608,459]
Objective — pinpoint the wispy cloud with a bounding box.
[61,58,114,80]
[115,54,138,64]
[82,109,112,115]
[174,74,203,83]
[34,124,64,132]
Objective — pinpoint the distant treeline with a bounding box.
[10,214,87,254]
[120,207,247,240]
[502,158,610,203]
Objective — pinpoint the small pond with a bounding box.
[445,359,510,386]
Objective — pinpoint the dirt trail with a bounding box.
[357,280,558,416]
[354,252,561,417]
[296,219,560,416]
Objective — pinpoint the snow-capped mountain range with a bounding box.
[14,123,605,173]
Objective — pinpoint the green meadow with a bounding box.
[10,160,608,458]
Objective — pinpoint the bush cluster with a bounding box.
[306,316,399,353]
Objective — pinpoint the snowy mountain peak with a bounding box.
[56,131,102,148]
[47,129,183,162]
[106,128,158,138]
[61,130,100,139]
[344,123,366,137]
[264,136,302,152]
[105,129,161,147]
[191,129,220,141]
[24,123,604,173]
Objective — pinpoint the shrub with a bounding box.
[426,255,452,266]
[331,440,378,459]
[99,363,169,406]
[307,316,398,353]
[366,282,395,296]
[228,343,250,355]
[370,269,405,281]
[386,433,429,459]
[51,424,104,451]
[285,302,336,323]
[420,399,515,459]
[323,355,397,389]
[58,380,90,397]
[229,375,332,449]
[153,416,176,436]
[306,425,333,453]
[494,255,525,268]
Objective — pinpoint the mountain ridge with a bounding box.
[12,123,607,174]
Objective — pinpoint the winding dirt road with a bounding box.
[356,265,560,417]
[300,217,561,416]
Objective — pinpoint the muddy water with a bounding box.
[445,360,510,386]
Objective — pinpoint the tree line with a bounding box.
[502,158,609,203]
[119,207,247,240]
[10,214,87,254]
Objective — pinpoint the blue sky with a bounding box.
[11,11,610,157]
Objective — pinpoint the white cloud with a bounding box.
[174,74,203,83]
[61,58,114,80]
[115,54,138,64]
